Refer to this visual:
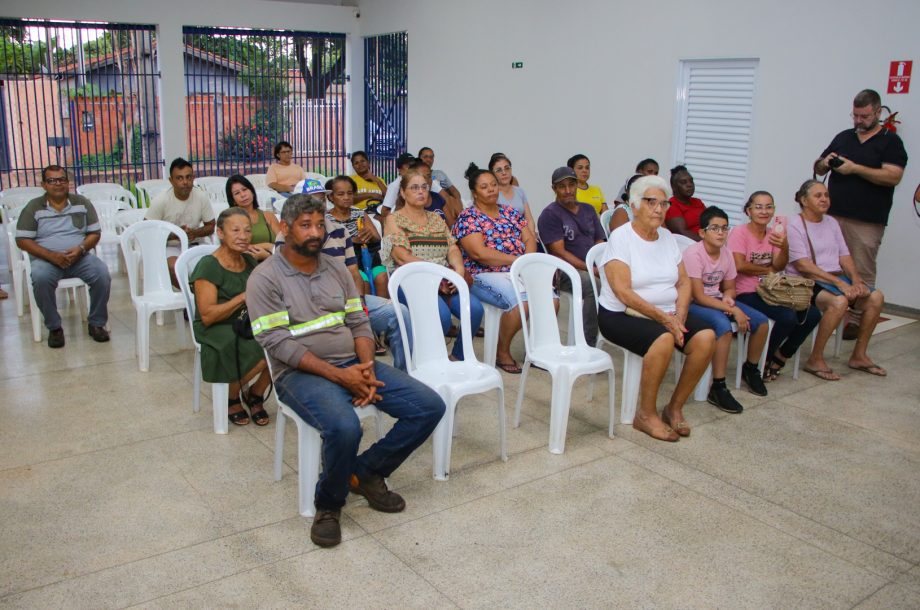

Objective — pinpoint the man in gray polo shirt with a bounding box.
[16,165,111,347]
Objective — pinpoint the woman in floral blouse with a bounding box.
[383,168,483,361]
[452,163,538,373]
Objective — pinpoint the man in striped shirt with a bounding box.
[15,166,111,348]
[247,194,445,548]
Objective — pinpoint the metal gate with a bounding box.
[364,32,407,182]
[0,19,162,190]
[183,26,347,178]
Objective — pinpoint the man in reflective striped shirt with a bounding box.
[247,194,445,548]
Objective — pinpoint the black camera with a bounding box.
[828,157,844,170]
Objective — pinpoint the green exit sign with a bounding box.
[512,62,523,69]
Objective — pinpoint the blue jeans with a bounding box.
[398,289,484,360]
[688,300,768,337]
[30,254,111,330]
[365,294,409,371]
[736,292,821,359]
[470,271,527,312]
[275,360,445,511]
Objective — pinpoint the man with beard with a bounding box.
[814,89,907,338]
[246,194,445,548]
[537,166,606,347]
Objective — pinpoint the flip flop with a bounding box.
[496,360,522,374]
[848,363,887,377]
[803,366,840,381]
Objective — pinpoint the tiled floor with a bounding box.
[1,275,918,609]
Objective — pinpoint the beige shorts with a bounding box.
[831,215,885,289]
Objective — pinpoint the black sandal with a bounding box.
[244,389,270,426]
[228,396,250,426]
[763,354,787,382]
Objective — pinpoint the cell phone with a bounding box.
[773,215,787,233]
[828,157,844,170]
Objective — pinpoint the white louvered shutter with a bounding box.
[672,59,759,227]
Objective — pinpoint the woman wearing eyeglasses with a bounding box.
[383,167,484,361]
[266,141,306,196]
[597,175,716,442]
[490,153,535,230]
[728,191,821,382]
[452,163,538,374]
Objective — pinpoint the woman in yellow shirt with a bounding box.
[568,153,607,215]
[349,150,388,211]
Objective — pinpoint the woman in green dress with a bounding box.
[190,207,272,426]
[225,175,282,258]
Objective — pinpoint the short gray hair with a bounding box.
[216,206,249,230]
[281,193,326,225]
[629,175,672,209]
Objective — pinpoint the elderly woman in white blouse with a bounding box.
[597,175,716,442]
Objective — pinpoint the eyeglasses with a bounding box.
[704,225,730,234]
[406,184,430,193]
[493,165,512,174]
[750,204,775,211]
[43,177,68,185]
[640,197,670,210]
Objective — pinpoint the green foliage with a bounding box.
[80,136,124,169]
[0,32,47,75]
[130,125,143,166]
[218,108,288,162]
[188,34,291,100]
[67,84,109,99]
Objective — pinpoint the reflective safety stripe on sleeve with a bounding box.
[251,310,290,336]
[288,311,346,336]
[344,297,364,313]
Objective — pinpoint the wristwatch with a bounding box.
[78,244,86,254]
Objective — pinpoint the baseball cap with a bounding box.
[551,166,577,185]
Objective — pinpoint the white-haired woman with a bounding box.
[598,175,716,442]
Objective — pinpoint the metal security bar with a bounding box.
[0,19,162,190]
[183,26,346,179]
[364,32,407,182]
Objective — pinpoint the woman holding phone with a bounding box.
[728,191,821,381]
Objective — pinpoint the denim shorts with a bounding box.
[688,300,768,337]
[470,272,527,312]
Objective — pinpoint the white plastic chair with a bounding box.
[194,176,229,204]
[135,179,170,207]
[304,172,328,184]
[267,355,384,518]
[245,173,267,189]
[599,209,614,238]
[256,188,282,211]
[120,220,188,371]
[3,204,29,316]
[22,248,90,342]
[88,199,128,269]
[114,209,146,232]
[510,254,616,454]
[480,303,503,367]
[175,245,232,434]
[1,186,44,202]
[389,262,507,480]
[77,183,138,208]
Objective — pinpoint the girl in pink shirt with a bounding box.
[728,191,821,382]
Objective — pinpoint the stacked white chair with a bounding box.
[174,245,231,434]
[2,202,30,316]
[510,254,616,454]
[0,186,44,202]
[77,183,138,208]
[135,179,170,207]
[599,209,614,238]
[389,262,507,480]
[245,173,267,189]
[194,176,229,204]
[120,220,188,371]
[268,355,384,518]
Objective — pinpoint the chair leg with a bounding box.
[13,265,25,317]
[496,386,507,462]
[175,310,186,345]
[137,310,151,371]
[192,350,202,414]
[513,359,532,428]
[547,370,573,455]
[212,383,229,435]
[274,407,287,481]
[298,421,322,518]
[735,332,748,389]
[693,364,712,402]
[607,368,617,439]
[620,350,642,424]
[432,396,455,481]
[156,311,164,326]
[482,304,501,367]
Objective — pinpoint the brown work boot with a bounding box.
[349,473,405,513]
[310,509,342,547]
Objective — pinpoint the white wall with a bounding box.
[2,0,362,166]
[358,0,920,309]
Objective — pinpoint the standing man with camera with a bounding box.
[814,89,908,338]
